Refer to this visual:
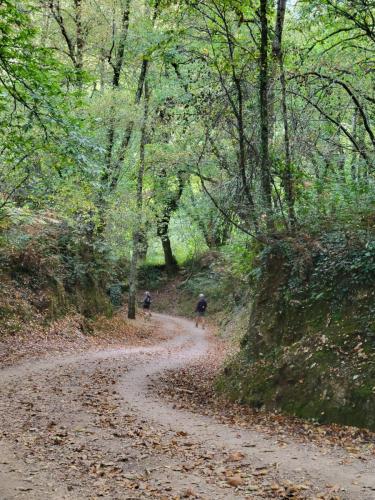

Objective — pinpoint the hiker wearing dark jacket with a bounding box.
[142,291,152,318]
[195,293,207,329]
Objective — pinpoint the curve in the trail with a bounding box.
[119,313,375,500]
[0,313,374,499]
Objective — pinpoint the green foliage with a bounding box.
[2,0,374,271]
[221,232,261,280]
[138,263,167,290]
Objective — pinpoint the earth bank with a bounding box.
[216,231,375,430]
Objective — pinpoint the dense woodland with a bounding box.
[1,0,375,427]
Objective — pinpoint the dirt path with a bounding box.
[0,313,374,499]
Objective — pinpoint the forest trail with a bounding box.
[0,313,374,499]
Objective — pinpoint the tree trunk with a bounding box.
[155,167,184,275]
[157,217,178,275]
[128,79,149,319]
[138,228,149,261]
[273,0,296,228]
[74,0,84,86]
[127,231,139,320]
[109,58,148,190]
[161,235,178,275]
[220,17,258,229]
[105,0,132,176]
[351,108,359,181]
[111,0,159,182]
[48,0,85,85]
[259,0,273,220]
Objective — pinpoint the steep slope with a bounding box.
[217,232,375,430]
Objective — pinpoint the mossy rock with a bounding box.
[218,232,375,431]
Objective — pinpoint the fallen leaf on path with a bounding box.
[182,487,196,497]
[226,451,245,462]
[226,475,244,487]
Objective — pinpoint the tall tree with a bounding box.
[105,0,132,172]
[47,0,87,85]
[259,0,273,219]
[272,0,295,226]
[128,78,150,319]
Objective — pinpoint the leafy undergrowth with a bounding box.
[0,309,167,367]
[0,210,121,342]
[151,348,375,459]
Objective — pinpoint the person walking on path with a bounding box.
[195,293,207,329]
[142,291,152,318]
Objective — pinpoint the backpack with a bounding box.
[197,299,207,312]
